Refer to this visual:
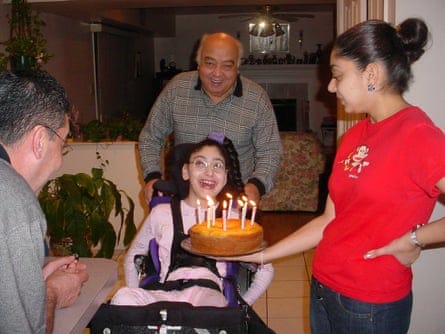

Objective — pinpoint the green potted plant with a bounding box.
[80,114,144,142]
[38,155,137,258]
[0,0,52,71]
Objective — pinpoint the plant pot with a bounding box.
[10,55,36,71]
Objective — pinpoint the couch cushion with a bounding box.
[260,131,326,212]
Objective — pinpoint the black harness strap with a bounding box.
[141,278,221,292]
[143,196,221,293]
[166,196,220,280]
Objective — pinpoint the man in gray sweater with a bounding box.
[0,70,89,333]
[139,32,281,205]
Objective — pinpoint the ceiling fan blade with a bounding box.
[274,13,315,18]
[271,14,315,22]
[218,14,254,19]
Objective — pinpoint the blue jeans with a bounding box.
[310,276,412,334]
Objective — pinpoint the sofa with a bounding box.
[259,131,326,212]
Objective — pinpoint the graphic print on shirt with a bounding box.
[340,144,370,177]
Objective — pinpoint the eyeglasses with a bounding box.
[189,158,226,173]
[42,125,73,154]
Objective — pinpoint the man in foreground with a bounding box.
[0,70,89,333]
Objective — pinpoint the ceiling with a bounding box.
[25,0,336,22]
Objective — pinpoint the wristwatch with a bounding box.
[410,224,426,248]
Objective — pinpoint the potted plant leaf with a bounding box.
[80,114,144,142]
[0,0,52,71]
[38,158,137,258]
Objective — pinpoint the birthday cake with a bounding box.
[188,218,264,256]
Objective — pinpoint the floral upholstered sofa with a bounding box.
[259,131,326,212]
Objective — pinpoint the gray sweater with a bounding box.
[0,157,46,333]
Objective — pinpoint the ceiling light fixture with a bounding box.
[248,5,287,38]
[249,20,285,38]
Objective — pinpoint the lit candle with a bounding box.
[240,197,248,229]
[196,199,202,224]
[222,200,227,231]
[226,193,233,219]
[212,202,218,226]
[249,200,257,225]
[237,199,244,228]
[242,201,248,229]
[206,196,213,228]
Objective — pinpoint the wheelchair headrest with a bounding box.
[155,143,195,199]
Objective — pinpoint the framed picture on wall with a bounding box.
[249,23,290,53]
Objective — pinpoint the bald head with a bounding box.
[195,33,244,68]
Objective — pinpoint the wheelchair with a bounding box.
[89,143,274,334]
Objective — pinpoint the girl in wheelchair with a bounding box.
[111,134,274,307]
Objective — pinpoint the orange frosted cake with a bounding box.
[188,218,263,256]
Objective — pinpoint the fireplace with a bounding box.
[241,64,325,136]
[271,98,297,131]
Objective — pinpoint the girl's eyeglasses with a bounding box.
[189,158,226,173]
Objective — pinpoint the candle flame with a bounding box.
[249,200,256,207]
[242,195,248,202]
[206,195,214,206]
[226,193,233,199]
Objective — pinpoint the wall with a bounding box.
[154,11,334,72]
[395,1,445,333]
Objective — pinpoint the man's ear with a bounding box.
[31,126,45,159]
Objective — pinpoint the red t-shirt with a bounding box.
[313,106,445,303]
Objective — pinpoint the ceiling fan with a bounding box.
[218,5,314,37]
[218,5,315,23]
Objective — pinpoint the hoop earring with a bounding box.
[368,84,375,92]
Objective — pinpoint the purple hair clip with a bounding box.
[208,132,225,144]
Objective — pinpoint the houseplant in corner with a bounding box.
[38,154,137,258]
[0,0,52,71]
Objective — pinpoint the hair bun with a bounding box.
[397,18,429,64]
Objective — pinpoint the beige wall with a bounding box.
[396,1,445,333]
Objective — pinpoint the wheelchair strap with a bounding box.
[165,196,220,281]
[141,278,221,292]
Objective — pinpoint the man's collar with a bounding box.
[194,74,243,98]
[0,144,11,163]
